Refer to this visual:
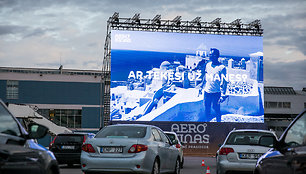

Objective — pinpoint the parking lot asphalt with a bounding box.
[60,156,217,174]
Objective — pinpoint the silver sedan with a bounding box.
[216,129,277,174]
[81,124,181,174]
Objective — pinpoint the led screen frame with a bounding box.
[110,30,263,123]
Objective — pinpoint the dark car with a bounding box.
[255,110,306,174]
[0,100,59,174]
[49,132,94,166]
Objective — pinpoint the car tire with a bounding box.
[181,157,184,169]
[151,159,160,174]
[84,172,96,174]
[172,158,180,174]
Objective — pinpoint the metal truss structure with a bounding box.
[101,13,263,126]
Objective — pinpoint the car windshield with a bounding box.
[54,135,84,144]
[0,103,21,136]
[226,132,273,145]
[96,126,147,138]
[165,133,176,141]
[284,112,306,147]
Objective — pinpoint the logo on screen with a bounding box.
[114,34,131,43]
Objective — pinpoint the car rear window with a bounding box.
[54,135,84,144]
[96,126,147,138]
[165,133,176,141]
[226,132,273,145]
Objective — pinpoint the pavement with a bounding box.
[60,156,217,174]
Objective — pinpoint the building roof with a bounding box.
[0,66,103,76]
[264,86,296,95]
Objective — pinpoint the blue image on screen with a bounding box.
[110,30,264,123]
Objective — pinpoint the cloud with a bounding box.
[264,59,306,89]
[0,24,27,35]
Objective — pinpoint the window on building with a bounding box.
[265,101,291,109]
[283,102,291,108]
[277,102,283,108]
[304,103,306,109]
[37,109,82,128]
[6,80,19,99]
[267,102,277,108]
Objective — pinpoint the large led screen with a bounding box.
[110,30,264,122]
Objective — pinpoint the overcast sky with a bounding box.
[0,0,305,89]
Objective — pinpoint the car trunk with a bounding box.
[52,134,84,153]
[225,145,270,162]
[88,137,139,158]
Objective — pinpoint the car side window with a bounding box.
[152,128,162,142]
[284,112,306,147]
[0,103,21,137]
[158,130,170,144]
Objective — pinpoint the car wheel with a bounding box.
[151,159,160,174]
[46,168,54,174]
[181,157,184,169]
[84,172,96,174]
[173,158,180,174]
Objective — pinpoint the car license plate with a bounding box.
[61,145,75,149]
[239,153,262,159]
[101,146,123,153]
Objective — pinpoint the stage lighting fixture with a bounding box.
[132,13,141,25]
[111,12,119,23]
[172,16,182,26]
[230,19,242,30]
[152,15,161,25]
[191,17,201,27]
[249,19,261,31]
[211,18,221,30]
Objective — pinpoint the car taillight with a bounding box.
[128,144,148,153]
[219,147,234,155]
[49,136,57,149]
[83,135,86,144]
[82,144,96,153]
[176,144,181,148]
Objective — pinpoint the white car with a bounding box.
[164,131,184,168]
[216,129,277,174]
[81,124,181,174]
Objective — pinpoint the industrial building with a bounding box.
[0,67,103,131]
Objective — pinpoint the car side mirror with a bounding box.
[259,135,277,148]
[27,123,49,139]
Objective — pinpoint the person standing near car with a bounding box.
[198,48,228,122]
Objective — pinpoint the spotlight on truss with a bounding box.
[230,19,242,29]
[131,13,140,25]
[211,18,221,29]
[171,16,182,26]
[152,14,161,25]
[249,19,261,31]
[191,17,201,27]
[111,12,119,23]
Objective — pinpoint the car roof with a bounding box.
[107,124,156,128]
[230,129,274,134]
[57,133,87,136]
[164,131,177,135]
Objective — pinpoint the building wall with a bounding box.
[0,71,103,131]
[0,80,100,105]
[264,93,306,115]
[82,107,101,128]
